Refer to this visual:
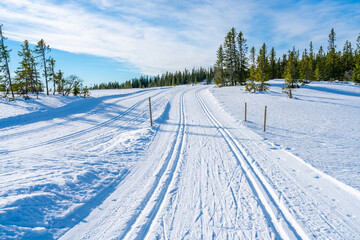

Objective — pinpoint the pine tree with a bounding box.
[308,42,315,81]
[255,43,269,91]
[315,46,326,81]
[47,57,56,94]
[299,48,310,83]
[325,28,340,80]
[245,47,257,92]
[236,31,248,85]
[342,40,353,81]
[34,39,50,95]
[283,54,298,98]
[15,40,33,97]
[214,45,225,86]
[269,47,277,79]
[223,28,237,85]
[352,54,360,84]
[0,24,15,99]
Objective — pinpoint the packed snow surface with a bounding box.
[0,81,359,239]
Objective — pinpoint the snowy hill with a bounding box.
[0,82,359,239]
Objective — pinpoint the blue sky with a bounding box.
[1,0,360,86]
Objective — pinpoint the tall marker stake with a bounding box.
[245,102,247,122]
[149,97,153,127]
[263,106,267,132]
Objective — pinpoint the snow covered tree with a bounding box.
[236,31,248,85]
[34,39,50,95]
[0,24,15,99]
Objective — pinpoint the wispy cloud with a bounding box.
[0,0,359,75]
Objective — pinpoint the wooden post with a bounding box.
[245,102,247,122]
[149,97,153,127]
[263,106,267,132]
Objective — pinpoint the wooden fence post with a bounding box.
[245,102,247,122]
[149,97,153,127]
[263,106,267,132]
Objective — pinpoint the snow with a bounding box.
[209,80,360,190]
[0,82,359,239]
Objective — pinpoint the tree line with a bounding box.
[0,24,89,100]
[215,27,360,98]
[91,67,214,90]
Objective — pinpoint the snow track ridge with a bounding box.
[120,92,186,240]
[196,90,309,240]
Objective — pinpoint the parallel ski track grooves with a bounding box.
[3,90,166,154]
[196,90,309,240]
[119,91,186,240]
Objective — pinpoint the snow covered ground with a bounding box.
[210,80,360,190]
[0,82,359,239]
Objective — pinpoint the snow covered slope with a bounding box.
[0,82,359,239]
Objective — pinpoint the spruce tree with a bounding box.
[0,24,15,99]
[34,39,50,95]
[315,46,326,81]
[15,40,33,97]
[47,57,56,94]
[214,45,225,86]
[255,43,270,91]
[269,47,277,79]
[283,55,298,98]
[308,42,315,81]
[245,47,257,92]
[342,40,353,81]
[325,28,340,80]
[352,54,360,84]
[223,28,237,85]
[236,31,248,85]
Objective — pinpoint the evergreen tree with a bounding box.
[299,48,311,83]
[47,57,56,94]
[325,28,340,80]
[308,42,315,81]
[15,40,33,97]
[236,31,248,85]
[214,45,225,86]
[0,24,15,99]
[255,43,270,91]
[223,28,237,85]
[352,54,360,84]
[315,46,326,81]
[269,47,277,79]
[342,40,354,81]
[283,55,298,98]
[34,39,50,95]
[245,46,257,92]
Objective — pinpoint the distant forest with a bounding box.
[91,67,214,90]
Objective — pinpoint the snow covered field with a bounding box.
[0,82,359,239]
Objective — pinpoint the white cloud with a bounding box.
[0,0,359,76]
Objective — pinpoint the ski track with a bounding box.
[120,90,187,240]
[195,89,308,240]
[1,85,360,239]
